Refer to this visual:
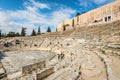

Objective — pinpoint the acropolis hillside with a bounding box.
[0,0,120,80]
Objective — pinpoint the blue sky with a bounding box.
[0,0,114,35]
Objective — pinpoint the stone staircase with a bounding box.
[0,20,120,80]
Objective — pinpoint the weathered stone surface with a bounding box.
[36,67,54,80]
[0,12,120,80]
[57,0,120,31]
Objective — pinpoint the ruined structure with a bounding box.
[0,20,120,80]
[0,0,120,80]
[57,0,120,31]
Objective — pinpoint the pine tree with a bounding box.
[76,12,80,17]
[63,25,66,31]
[15,32,20,36]
[21,27,26,36]
[56,28,58,32]
[1,33,6,38]
[46,26,51,32]
[7,31,16,37]
[0,29,1,39]
[37,27,41,35]
[72,19,74,27]
[31,29,36,36]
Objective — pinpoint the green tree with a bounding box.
[56,28,58,32]
[15,32,20,36]
[46,26,51,32]
[31,29,36,36]
[72,19,74,27]
[37,27,41,35]
[1,33,6,38]
[7,31,16,37]
[21,27,26,36]
[76,12,80,17]
[63,25,66,31]
[0,29,1,39]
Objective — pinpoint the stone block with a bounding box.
[36,67,54,80]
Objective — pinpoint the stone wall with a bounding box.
[57,0,120,31]
[1,20,120,80]
[36,67,54,80]
[22,61,45,75]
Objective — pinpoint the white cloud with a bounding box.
[24,0,50,12]
[78,0,92,8]
[0,0,76,35]
[0,12,10,23]
[78,0,111,8]
[93,0,107,4]
[51,8,76,26]
[79,2,89,7]
[29,0,50,9]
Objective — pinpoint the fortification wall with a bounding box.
[57,0,120,31]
